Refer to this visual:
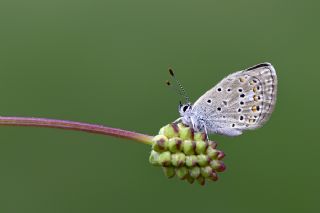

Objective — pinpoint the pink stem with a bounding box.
[0,116,154,145]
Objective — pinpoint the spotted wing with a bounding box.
[192,62,277,136]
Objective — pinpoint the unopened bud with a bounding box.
[206,146,219,159]
[200,166,213,178]
[195,140,207,154]
[208,140,217,149]
[189,166,201,179]
[177,123,194,140]
[197,176,206,186]
[162,167,175,178]
[168,137,183,153]
[194,131,207,141]
[185,174,195,184]
[158,151,171,166]
[185,155,198,167]
[149,150,160,166]
[197,154,209,167]
[216,162,226,172]
[217,151,226,160]
[152,135,168,152]
[210,160,226,172]
[171,152,186,167]
[176,167,188,179]
[183,140,195,155]
[159,124,179,138]
[208,171,218,181]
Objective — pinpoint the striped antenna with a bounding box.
[167,68,190,103]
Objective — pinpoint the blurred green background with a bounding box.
[0,0,319,212]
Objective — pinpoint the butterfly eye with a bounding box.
[182,105,189,112]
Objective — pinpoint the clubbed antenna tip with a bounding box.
[167,67,190,103]
[168,68,175,77]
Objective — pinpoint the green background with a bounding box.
[0,0,318,212]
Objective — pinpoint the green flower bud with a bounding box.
[210,160,226,172]
[197,154,209,167]
[176,166,188,179]
[194,132,206,141]
[162,167,175,178]
[149,150,160,166]
[195,140,207,154]
[171,152,186,167]
[206,146,219,159]
[168,137,183,153]
[208,140,217,149]
[159,124,179,139]
[185,155,198,167]
[208,171,218,181]
[217,151,225,160]
[216,162,226,172]
[177,123,194,140]
[210,160,220,170]
[197,175,206,186]
[152,135,168,152]
[200,166,213,178]
[158,151,171,166]
[185,174,195,184]
[183,140,195,155]
[189,166,201,179]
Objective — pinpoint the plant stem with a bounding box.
[0,116,154,145]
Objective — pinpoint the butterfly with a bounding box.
[169,62,277,137]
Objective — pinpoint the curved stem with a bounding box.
[0,116,154,145]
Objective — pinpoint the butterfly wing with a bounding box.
[191,62,277,136]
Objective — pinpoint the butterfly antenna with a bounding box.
[168,68,190,103]
[165,80,184,97]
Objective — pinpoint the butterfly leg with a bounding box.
[192,118,210,140]
[190,117,197,130]
[201,121,210,141]
[173,117,183,124]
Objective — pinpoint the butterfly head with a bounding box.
[179,102,193,123]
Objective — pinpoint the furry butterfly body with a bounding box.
[178,62,277,136]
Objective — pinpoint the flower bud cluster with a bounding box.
[149,123,226,185]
